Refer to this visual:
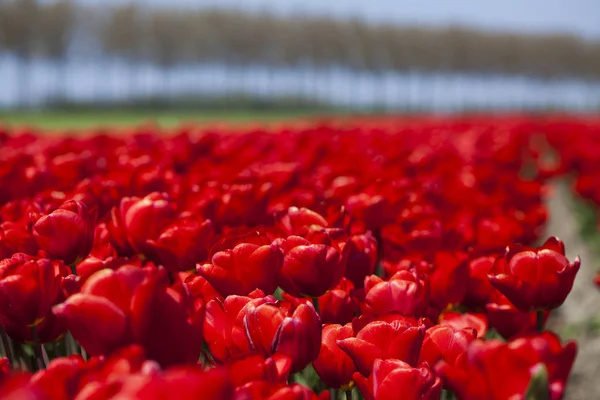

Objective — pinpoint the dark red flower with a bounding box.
[485,298,550,340]
[464,255,498,308]
[344,232,378,288]
[317,278,358,325]
[0,254,67,337]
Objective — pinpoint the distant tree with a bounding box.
[0,0,40,107]
[99,2,143,99]
[38,0,75,100]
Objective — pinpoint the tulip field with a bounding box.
[0,114,599,399]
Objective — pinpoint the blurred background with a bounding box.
[0,0,599,118]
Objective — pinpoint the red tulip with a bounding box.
[354,359,442,400]
[32,200,97,265]
[198,240,283,297]
[317,278,358,325]
[362,270,428,318]
[485,298,550,340]
[128,366,234,400]
[107,192,176,257]
[147,216,214,273]
[337,320,425,377]
[313,324,356,389]
[0,254,67,335]
[435,332,576,400]
[53,265,203,366]
[439,312,488,338]
[488,237,579,311]
[277,206,328,236]
[244,302,322,372]
[418,325,476,367]
[0,357,9,384]
[203,291,273,363]
[0,221,38,259]
[464,255,498,308]
[227,354,292,387]
[277,236,346,298]
[428,251,468,309]
[235,381,326,400]
[344,232,378,288]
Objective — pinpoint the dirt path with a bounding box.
[546,180,600,399]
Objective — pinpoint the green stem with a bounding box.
[65,331,79,356]
[0,328,14,368]
[68,262,77,275]
[330,388,338,400]
[346,389,353,400]
[31,326,45,371]
[313,297,320,315]
[536,310,545,333]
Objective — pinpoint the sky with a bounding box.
[81,0,600,39]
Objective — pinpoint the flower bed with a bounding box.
[0,115,597,399]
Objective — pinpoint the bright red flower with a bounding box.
[418,324,476,367]
[147,216,214,273]
[312,324,356,389]
[353,359,442,400]
[107,192,176,257]
[361,270,428,318]
[227,354,292,386]
[488,237,579,311]
[198,240,283,297]
[235,381,327,400]
[337,319,425,377]
[277,236,347,298]
[32,200,97,265]
[244,302,322,372]
[438,312,488,338]
[127,365,234,400]
[53,265,203,366]
[276,206,328,236]
[203,291,273,363]
[0,221,38,259]
[435,332,576,400]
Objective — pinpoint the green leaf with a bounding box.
[525,364,550,400]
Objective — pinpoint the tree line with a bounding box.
[1,0,599,80]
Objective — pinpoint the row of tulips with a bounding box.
[0,115,594,399]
